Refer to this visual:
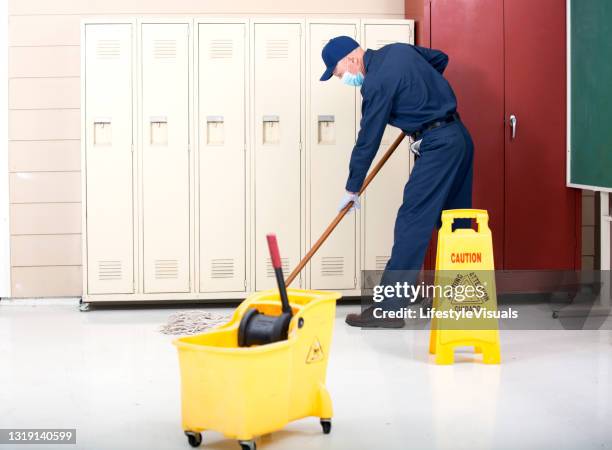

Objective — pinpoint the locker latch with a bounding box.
[150,116,168,145]
[317,114,335,145]
[263,115,280,144]
[206,115,224,146]
[93,117,112,146]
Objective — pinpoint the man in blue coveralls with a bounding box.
[320,36,474,328]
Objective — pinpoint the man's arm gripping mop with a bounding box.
[285,132,407,286]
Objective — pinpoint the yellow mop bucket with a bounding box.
[173,288,340,449]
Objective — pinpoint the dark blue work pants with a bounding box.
[379,120,474,309]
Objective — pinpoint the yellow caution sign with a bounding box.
[306,337,325,364]
[429,209,501,365]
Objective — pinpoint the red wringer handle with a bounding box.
[266,234,292,315]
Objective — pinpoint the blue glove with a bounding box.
[338,191,361,213]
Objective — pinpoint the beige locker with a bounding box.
[307,22,358,290]
[141,23,191,293]
[361,21,414,272]
[84,23,135,294]
[197,22,247,292]
[253,22,303,290]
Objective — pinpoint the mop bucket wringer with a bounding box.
[173,288,340,448]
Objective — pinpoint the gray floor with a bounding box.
[1,300,611,450]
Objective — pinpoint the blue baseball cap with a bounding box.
[320,36,360,81]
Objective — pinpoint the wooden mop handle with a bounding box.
[285,132,407,286]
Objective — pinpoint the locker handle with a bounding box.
[94,117,111,125]
[93,118,112,146]
[150,117,168,146]
[263,115,280,145]
[206,116,224,146]
[317,115,336,145]
[150,116,167,124]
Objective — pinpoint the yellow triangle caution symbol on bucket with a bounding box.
[306,338,324,363]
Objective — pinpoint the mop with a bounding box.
[160,310,230,335]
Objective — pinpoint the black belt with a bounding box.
[411,112,460,140]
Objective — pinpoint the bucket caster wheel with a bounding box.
[238,440,256,450]
[320,418,332,434]
[185,431,202,447]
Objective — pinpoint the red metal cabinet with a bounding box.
[414,0,580,270]
[504,0,578,269]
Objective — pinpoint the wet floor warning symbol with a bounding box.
[306,338,324,363]
[449,271,490,306]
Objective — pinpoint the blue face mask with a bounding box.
[342,71,364,87]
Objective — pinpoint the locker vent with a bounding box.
[211,258,234,279]
[98,260,122,281]
[321,256,344,277]
[375,256,390,271]
[374,39,395,50]
[155,259,179,279]
[265,39,289,59]
[209,39,233,59]
[266,258,290,277]
[153,39,177,60]
[96,39,121,59]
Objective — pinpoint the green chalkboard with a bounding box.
[569,0,612,190]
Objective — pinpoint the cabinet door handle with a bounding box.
[510,114,517,140]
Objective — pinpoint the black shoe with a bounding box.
[345,306,405,329]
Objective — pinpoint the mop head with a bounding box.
[159,310,230,335]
